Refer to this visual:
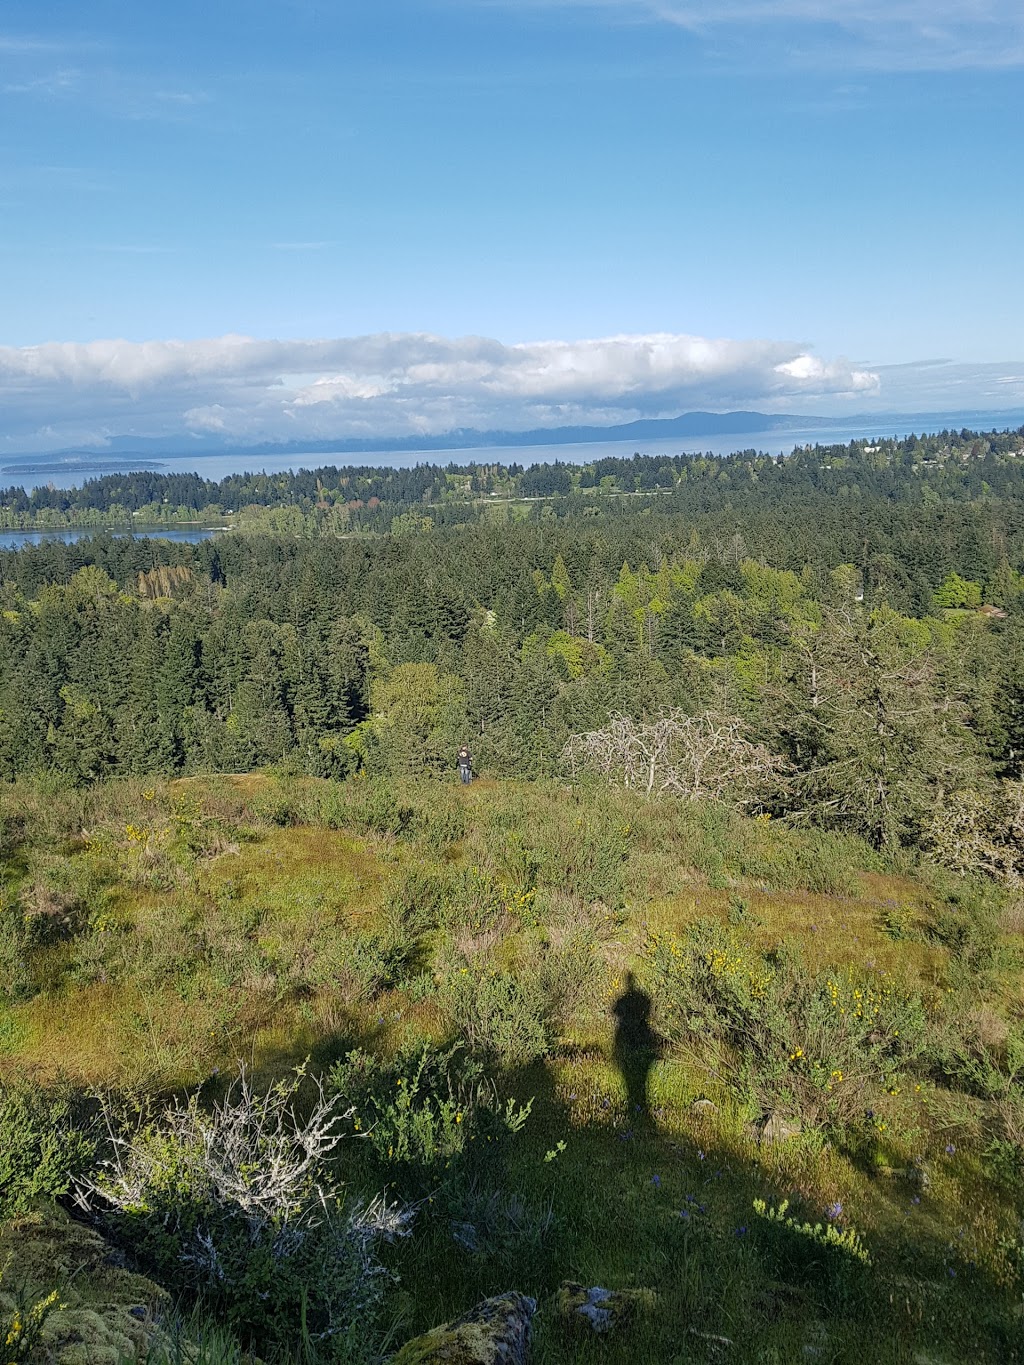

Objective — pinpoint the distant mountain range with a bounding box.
[12,411,835,465]
[6,407,1024,475]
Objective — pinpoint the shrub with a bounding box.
[437,867,513,937]
[0,899,29,1004]
[246,781,300,826]
[752,1197,872,1271]
[309,780,412,837]
[533,813,630,907]
[0,1263,65,1365]
[0,1084,96,1219]
[328,1043,531,1192]
[299,921,414,1005]
[645,919,927,1127]
[386,864,453,935]
[881,904,918,941]
[929,1016,1024,1100]
[527,927,603,1032]
[412,788,466,853]
[436,965,551,1069]
[75,1067,411,1361]
[925,888,1006,994]
[338,925,417,1000]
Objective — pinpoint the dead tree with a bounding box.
[561,710,788,807]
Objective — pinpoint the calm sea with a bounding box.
[2,410,1022,493]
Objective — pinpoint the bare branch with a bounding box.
[562,710,788,808]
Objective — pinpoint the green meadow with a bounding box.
[3,771,1022,1363]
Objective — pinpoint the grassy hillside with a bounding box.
[2,773,1022,1363]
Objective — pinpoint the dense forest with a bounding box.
[1,430,1022,868]
[2,424,1024,535]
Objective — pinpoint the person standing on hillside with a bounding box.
[457,744,473,784]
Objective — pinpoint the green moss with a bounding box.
[0,1208,169,1365]
[389,1292,535,1364]
[554,1282,658,1334]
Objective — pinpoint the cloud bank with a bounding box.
[0,331,881,453]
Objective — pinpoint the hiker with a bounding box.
[457,743,473,784]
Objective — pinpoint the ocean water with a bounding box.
[1,410,1022,492]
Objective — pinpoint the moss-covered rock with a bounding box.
[0,1207,169,1364]
[389,1291,536,1364]
[553,1281,658,1334]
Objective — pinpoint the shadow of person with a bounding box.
[612,971,661,1124]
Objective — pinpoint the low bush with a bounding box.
[0,1263,65,1365]
[75,1066,411,1362]
[645,919,927,1127]
[751,1197,872,1294]
[538,814,630,907]
[385,863,453,935]
[328,1043,531,1193]
[436,964,551,1069]
[925,885,1007,994]
[0,1083,96,1219]
[411,788,466,852]
[0,898,29,1004]
[333,925,417,1000]
[309,779,413,837]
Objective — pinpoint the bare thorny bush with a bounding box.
[561,709,789,807]
[73,1065,414,1360]
[925,780,1024,888]
[77,1066,346,1225]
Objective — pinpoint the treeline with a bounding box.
[1,480,1022,863]
[2,425,1023,534]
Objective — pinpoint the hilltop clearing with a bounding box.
[2,773,1022,1362]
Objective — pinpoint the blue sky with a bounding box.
[1,1,1022,451]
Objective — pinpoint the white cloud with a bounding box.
[0,330,887,452]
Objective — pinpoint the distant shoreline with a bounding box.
[3,408,1023,494]
[4,405,1024,474]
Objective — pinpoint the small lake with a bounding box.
[0,527,225,550]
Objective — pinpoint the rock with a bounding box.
[690,1099,719,1116]
[389,1291,536,1365]
[0,1209,170,1365]
[756,1113,802,1145]
[554,1281,657,1334]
